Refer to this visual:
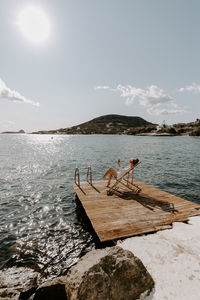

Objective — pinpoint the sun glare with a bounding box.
[18,6,51,44]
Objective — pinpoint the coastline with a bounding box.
[27,115,200,136]
[118,216,200,300]
[2,216,199,299]
[1,132,199,137]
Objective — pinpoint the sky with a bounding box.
[0,0,200,132]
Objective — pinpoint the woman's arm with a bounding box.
[117,158,121,167]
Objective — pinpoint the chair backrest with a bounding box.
[117,161,141,180]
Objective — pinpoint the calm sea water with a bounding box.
[0,134,199,279]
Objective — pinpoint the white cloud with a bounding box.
[96,84,184,115]
[116,84,173,107]
[179,82,200,93]
[95,85,110,90]
[147,107,185,115]
[0,78,40,107]
[111,84,144,105]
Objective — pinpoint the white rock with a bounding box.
[118,216,200,300]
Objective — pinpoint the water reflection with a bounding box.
[0,134,199,278]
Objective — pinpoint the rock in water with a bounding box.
[65,246,154,300]
[0,267,40,299]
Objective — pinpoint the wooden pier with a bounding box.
[73,180,200,242]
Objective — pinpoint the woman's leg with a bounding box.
[107,174,113,186]
[102,167,117,179]
[102,168,117,187]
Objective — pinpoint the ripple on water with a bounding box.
[0,134,199,278]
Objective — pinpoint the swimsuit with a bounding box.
[117,166,130,179]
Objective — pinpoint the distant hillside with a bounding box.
[158,118,200,136]
[1,129,25,134]
[79,114,153,127]
[32,114,157,135]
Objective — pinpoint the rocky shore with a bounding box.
[30,115,200,136]
[0,247,154,300]
[118,216,200,300]
[1,216,200,300]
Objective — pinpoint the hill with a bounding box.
[32,114,157,135]
[1,129,25,134]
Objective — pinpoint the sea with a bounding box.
[0,134,199,279]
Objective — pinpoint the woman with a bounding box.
[102,158,139,187]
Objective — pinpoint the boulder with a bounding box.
[33,276,68,300]
[65,246,154,300]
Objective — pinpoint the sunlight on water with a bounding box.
[0,134,199,278]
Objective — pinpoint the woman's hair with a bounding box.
[131,158,139,165]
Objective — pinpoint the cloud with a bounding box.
[113,84,173,107]
[179,82,200,93]
[147,107,185,115]
[0,78,40,107]
[96,84,184,115]
[95,85,110,90]
[111,84,144,105]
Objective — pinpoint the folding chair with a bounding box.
[107,161,141,195]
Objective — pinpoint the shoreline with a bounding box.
[1,216,199,299]
[118,216,200,300]
[1,132,199,137]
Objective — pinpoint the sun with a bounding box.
[18,6,51,44]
